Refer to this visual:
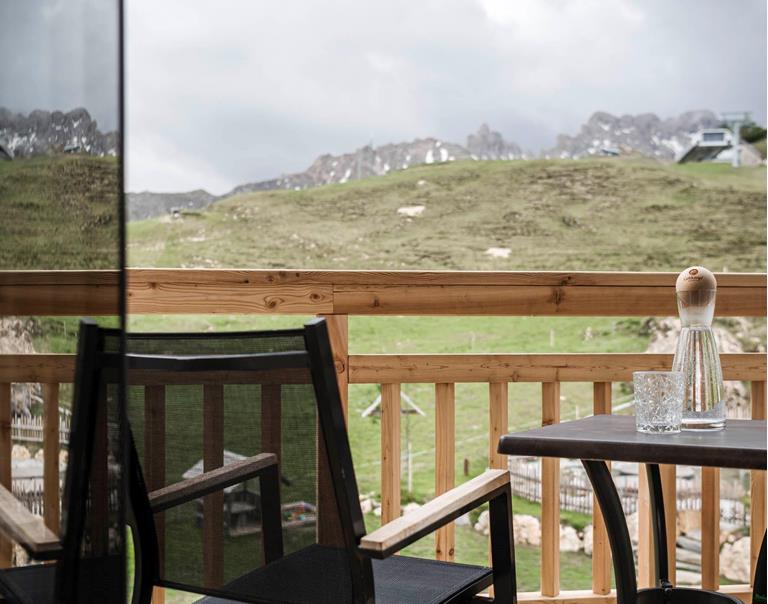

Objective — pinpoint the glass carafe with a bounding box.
[671,267,726,430]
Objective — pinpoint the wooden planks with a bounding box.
[434,383,455,561]
[541,382,561,597]
[701,467,720,590]
[2,269,764,316]
[349,353,765,384]
[0,270,119,315]
[380,384,401,525]
[202,385,224,588]
[42,384,59,535]
[0,383,10,568]
[591,382,612,595]
[751,381,766,585]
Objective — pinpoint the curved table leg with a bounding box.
[645,464,671,588]
[583,460,638,604]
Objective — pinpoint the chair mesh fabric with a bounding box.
[192,544,493,604]
[127,330,319,598]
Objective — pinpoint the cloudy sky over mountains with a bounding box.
[1,0,766,193]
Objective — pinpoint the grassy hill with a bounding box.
[0,155,120,269]
[129,158,766,272]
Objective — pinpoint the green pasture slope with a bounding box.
[7,156,765,597]
[126,158,765,597]
[0,155,120,269]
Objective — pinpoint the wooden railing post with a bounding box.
[381,383,401,524]
[701,466,720,590]
[638,465,654,588]
[541,381,561,597]
[318,314,349,546]
[42,383,59,535]
[489,383,509,471]
[751,380,766,585]
[591,382,612,595]
[203,385,224,588]
[435,383,455,561]
[0,382,10,568]
[145,386,166,604]
[659,464,677,584]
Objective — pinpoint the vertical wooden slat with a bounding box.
[261,385,282,460]
[701,466,720,590]
[203,385,224,588]
[591,382,612,595]
[380,383,401,525]
[0,383,11,568]
[541,381,560,597]
[660,464,677,584]
[317,314,348,546]
[638,465,654,587]
[489,382,508,470]
[750,380,766,585]
[145,386,166,604]
[43,383,59,534]
[435,383,455,561]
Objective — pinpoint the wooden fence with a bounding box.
[0,268,765,604]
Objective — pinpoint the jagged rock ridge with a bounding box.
[546,110,721,160]
[0,107,117,158]
[231,124,523,195]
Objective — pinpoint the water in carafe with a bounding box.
[672,266,726,430]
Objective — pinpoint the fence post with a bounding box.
[541,381,560,597]
[435,383,455,561]
[42,383,59,534]
[0,383,10,568]
[751,380,766,586]
[592,382,612,595]
[381,383,401,524]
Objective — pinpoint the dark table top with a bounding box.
[498,415,767,470]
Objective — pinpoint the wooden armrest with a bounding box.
[0,484,61,560]
[149,453,277,513]
[359,469,509,559]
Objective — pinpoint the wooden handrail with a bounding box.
[0,269,765,316]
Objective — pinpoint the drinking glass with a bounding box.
[633,371,685,433]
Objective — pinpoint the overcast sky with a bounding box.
[2,1,766,194]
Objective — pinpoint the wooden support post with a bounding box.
[489,382,508,470]
[638,465,654,588]
[751,380,766,586]
[701,466,720,590]
[0,383,10,568]
[318,314,348,546]
[435,383,455,561]
[659,464,677,585]
[541,381,560,597]
[591,382,612,595]
[203,385,224,589]
[43,383,59,535]
[145,386,166,604]
[380,383,401,525]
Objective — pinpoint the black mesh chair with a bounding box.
[127,318,516,604]
[0,319,126,603]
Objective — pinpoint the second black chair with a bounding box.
[126,318,517,604]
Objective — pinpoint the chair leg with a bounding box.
[488,484,517,603]
[261,464,284,564]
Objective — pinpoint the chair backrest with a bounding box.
[126,318,369,602]
[55,319,126,602]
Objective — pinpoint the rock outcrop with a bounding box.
[545,110,720,160]
[0,107,117,158]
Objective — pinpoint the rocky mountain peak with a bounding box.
[547,110,720,160]
[0,107,118,158]
[466,123,522,160]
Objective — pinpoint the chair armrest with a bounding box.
[359,469,509,559]
[149,453,277,513]
[0,484,61,560]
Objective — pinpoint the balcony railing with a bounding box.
[0,269,765,603]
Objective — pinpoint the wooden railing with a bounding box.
[0,269,765,603]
